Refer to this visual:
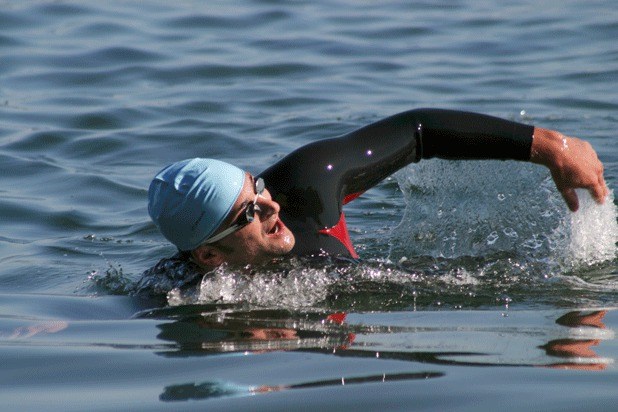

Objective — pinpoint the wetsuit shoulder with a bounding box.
[134,252,204,297]
[258,110,424,257]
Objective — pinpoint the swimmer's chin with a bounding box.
[279,228,295,253]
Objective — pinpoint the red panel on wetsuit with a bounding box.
[318,191,362,258]
[318,212,359,259]
[326,312,347,324]
[343,191,363,205]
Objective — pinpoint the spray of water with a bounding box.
[567,189,618,266]
[391,160,617,268]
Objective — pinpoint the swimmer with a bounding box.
[142,109,607,284]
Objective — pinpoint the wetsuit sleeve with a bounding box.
[413,108,533,161]
[320,108,534,196]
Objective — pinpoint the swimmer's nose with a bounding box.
[255,196,280,220]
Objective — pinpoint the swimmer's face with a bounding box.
[192,173,295,267]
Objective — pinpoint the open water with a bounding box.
[1,1,617,410]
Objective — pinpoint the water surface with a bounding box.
[1,0,617,410]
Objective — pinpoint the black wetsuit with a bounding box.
[259,108,533,259]
[136,108,533,296]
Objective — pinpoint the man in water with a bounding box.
[139,109,607,294]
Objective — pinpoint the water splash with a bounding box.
[195,261,333,308]
[86,262,133,295]
[162,255,541,310]
[566,189,618,266]
[390,160,617,269]
[173,258,420,309]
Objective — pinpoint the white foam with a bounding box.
[194,262,336,308]
[169,259,420,309]
[566,189,618,266]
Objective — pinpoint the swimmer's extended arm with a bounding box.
[337,108,534,195]
[530,127,608,211]
[262,108,607,220]
[338,109,607,212]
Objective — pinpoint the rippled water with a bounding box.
[1,1,617,410]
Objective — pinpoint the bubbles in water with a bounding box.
[522,234,544,250]
[486,231,499,245]
[192,260,338,308]
[390,160,617,270]
[503,228,518,238]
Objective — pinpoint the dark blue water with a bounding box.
[1,1,617,410]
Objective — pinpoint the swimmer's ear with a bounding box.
[191,245,225,268]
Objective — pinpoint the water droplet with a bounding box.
[498,294,512,304]
[503,227,518,238]
[486,231,499,245]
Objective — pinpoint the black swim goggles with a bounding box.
[202,177,265,244]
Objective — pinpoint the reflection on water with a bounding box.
[132,306,614,401]
[541,310,612,371]
[0,294,615,406]
[160,371,445,402]
[127,306,617,401]
[150,309,356,354]
[0,320,69,340]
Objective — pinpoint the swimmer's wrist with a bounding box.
[530,127,566,169]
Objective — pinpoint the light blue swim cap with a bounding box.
[148,158,246,251]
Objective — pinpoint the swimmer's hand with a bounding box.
[530,127,608,212]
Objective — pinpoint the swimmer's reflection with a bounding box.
[151,308,614,402]
[152,309,613,365]
[540,310,611,371]
[154,311,355,354]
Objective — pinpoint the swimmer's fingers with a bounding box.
[591,165,609,205]
[558,187,579,213]
[553,145,607,212]
[565,138,608,206]
[532,128,608,212]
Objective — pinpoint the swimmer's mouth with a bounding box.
[267,218,283,236]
